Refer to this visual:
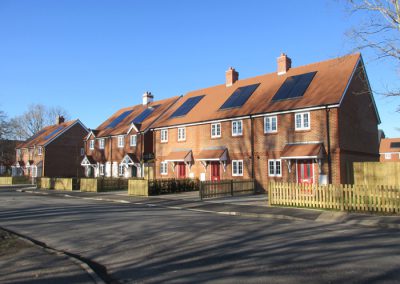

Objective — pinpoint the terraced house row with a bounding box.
[80,53,380,190]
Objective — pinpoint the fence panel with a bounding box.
[354,162,400,186]
[200,179,255,199]
[269,182,400,214]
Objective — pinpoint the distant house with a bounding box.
[0,139,21,175]
[380,138,400,162]
[151,53,380,189]
[81,94,179,178]
[12,116,88,178]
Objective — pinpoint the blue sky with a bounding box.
[1,0,399,137]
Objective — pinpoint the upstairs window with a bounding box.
[161,129,168,143]
[130,135,137,147]
[38,147,42,156]
[99,138,105,149]
[160,161,168,175]
[17,149,21,157]
[80,148,84,156]
[178,128,186,141]
[268,159,282,177]
[264,116,278,133]
[118,136,124,148]
[295,112,310,130]
[211,123,221,138]
[89,140,95,150]
[232,160,243,176]
[232,120,243,136]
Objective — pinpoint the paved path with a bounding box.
[1,188,400,283]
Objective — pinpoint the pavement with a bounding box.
[13,185,400,230]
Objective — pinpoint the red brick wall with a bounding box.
[45,123,88,177]
[380,153,400,162]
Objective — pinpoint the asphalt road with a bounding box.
[1,189,400,283]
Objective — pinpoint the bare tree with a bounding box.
[346,0,400,96]
[0,110,10,140]
[9,104,70,140]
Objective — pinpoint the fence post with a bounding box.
[231,180,234,196]
[200,182,203,200]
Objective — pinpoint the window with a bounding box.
[80,148,84,156]
[118,136,124,148]
[385,153,391,160]
[130,135,137,147]
[211,123,221,138]
[232,160,243,176]
[295,112,310,130]
[17,149,21,157]
[178,128,186,141]
[232,120,243,136]
[268,159,282,177]
[99,164,105,176]
[99,138,105,149]
[89,140,95,150]
[160,161,168,175]
[118,164,125,176]
[38,147,42,156]
[264,116,278,133]
[161,129,168,142]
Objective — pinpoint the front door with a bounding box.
[211,162,220,181]
[297,160,314,184]
[178,162,186,179]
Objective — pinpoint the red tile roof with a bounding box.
[92,96,180,138]
[380,138,400,153]
[197,149,226,160]
[281,143,326,159]
[17,120,80,149]
[153,53,362,128]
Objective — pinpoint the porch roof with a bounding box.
[81,155,97,166]
[164,150,193,163]
[121,153,140,165]
[281,143,325,160]
[197,148,228,161]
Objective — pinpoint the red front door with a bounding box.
[297,160,314,184]
[211,162,220,181]
[178,162,186,179]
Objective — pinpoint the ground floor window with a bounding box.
[160,161,168,175]
[99,164,105,175]
[232,160,243,176]
[268,159,282,177]
[118,164,125,176]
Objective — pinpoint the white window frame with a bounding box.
[211,123,221,138]
[232,160,243,176]
[17,149,21,156]
[118,135,125,148]
[80,148,84,156]
[130,135,137,147]
[99,164,105,176]
[268,159,282,177]
[295,112,310,131]
[99,138,105,150]
[161,129,168,143]
[264,116,278,133]
[232,120,243,136]
[178,127,186,141]
[89,140,95,150]
[385,153,391,160]
[160,161,168,175]
[38,147,42,156]
[118,164,125,176]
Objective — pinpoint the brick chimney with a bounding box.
[56,115,65,125]
[277,53,292,75]
[142,91,154,105]
[226,67,239,87]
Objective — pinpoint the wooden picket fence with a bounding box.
[269,182,400,214]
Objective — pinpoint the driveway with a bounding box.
[1,188,400,283]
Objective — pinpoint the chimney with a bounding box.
[142,91,154,105]
[56,115,65,125]
[277,53,292,75]
[226,67,239,87]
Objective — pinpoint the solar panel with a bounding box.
[132,108,154,124]
[219,83,260,110]
[25,129,46,143]
[106,110,133,128]
[169,95,205,118]
[44,126,64,140]
[390,142,400,148]
[272,71,317,102]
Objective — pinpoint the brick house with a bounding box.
[12,116,89,178]
[81,93,179,178]
[379,138,400,162]
[151,53,380,190]
[0,139,21,175]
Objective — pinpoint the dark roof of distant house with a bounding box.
[152,53,376,128]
